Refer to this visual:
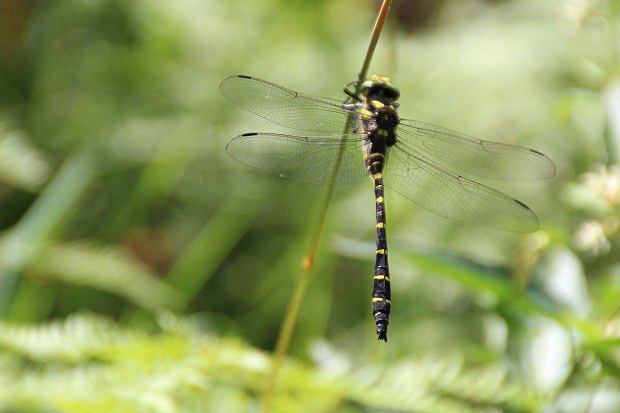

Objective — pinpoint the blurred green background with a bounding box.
[1,0,619,412]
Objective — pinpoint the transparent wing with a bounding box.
[397,118,556,180]
[385,146,540,232]
[226,133,366,184]
[220,75,350,133]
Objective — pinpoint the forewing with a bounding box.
[220,75,350,133]
[397,119,556,180]
[385,147,540,232]
[226,133,366,184]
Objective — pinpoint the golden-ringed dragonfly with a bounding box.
[220,74,555,342]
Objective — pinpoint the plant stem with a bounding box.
[259,1,393,412]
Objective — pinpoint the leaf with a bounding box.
[0,126,52,192]
[0,313,123,362]
[0,314,544,413]
[27,241,182,312]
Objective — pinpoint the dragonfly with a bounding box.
[220,74,556,342]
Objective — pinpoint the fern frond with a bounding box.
[345,355,540,412]
[0,314,544,413]
[0,313,125,362]
[0,125,52,192]
[27,241,182,312]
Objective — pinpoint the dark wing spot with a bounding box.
[514,199,531,209]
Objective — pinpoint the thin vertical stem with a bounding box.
[260,1,393,412]
[357,0,393,91]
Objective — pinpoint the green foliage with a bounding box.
[0,314,544,413]
[27,241,181,312]
[0,123,51,192]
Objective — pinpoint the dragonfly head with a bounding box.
[361,75,400,102]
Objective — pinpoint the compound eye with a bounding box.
[385,84,400,100]
[361,80,374,96]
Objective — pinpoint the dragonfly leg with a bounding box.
[343,80,362,102]
[342,102,363,110]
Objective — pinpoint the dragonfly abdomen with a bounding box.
[365,144,392,341]
[372,168,392,342]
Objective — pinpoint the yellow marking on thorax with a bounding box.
[371,100,385,110]
[369,152,384,159]
[361,107,373,120]
[373,173,382,180]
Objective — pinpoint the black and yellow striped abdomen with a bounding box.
[370,165,391,342]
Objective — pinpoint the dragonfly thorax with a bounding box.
[359,76,400,148]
